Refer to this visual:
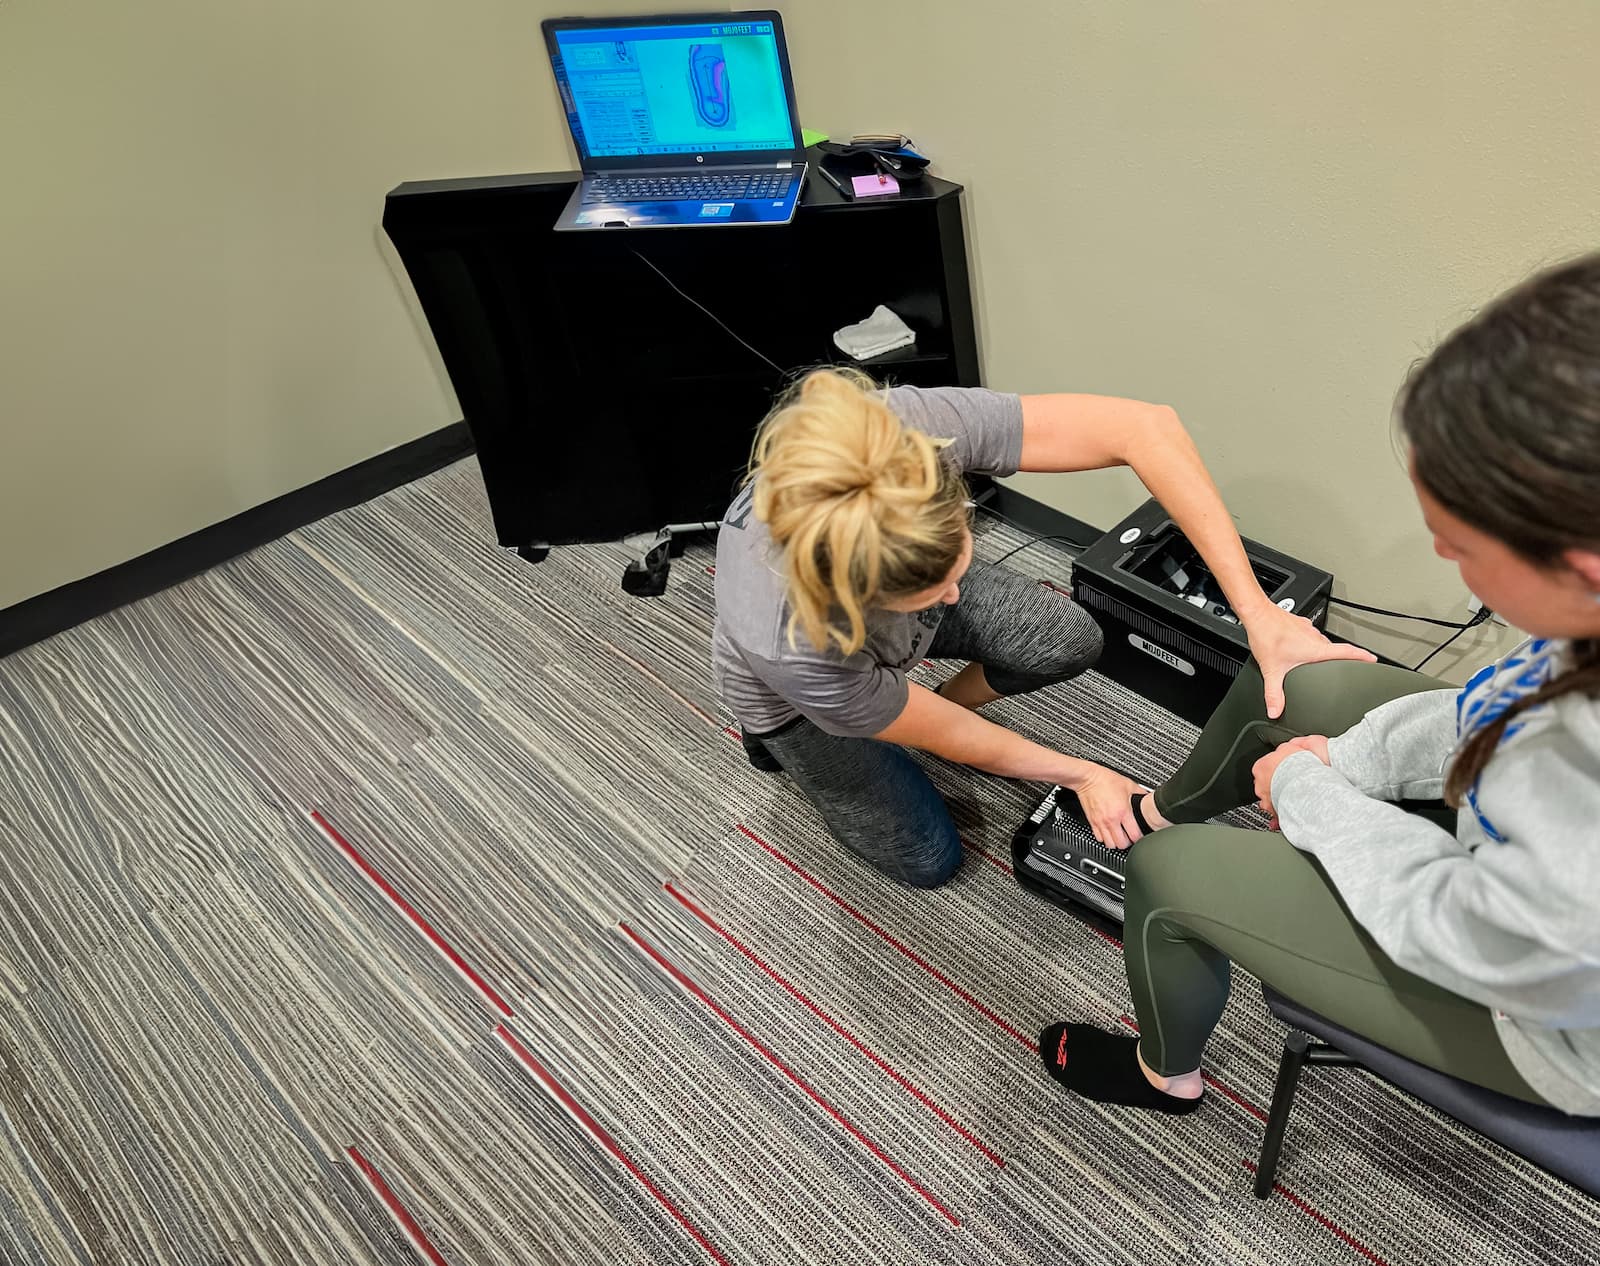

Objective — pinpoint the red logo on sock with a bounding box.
[1056,1030,1068,1068]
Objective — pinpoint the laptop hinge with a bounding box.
[590,157,800,175]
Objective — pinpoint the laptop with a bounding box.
[542,11,807,230]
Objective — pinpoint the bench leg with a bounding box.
[1255,1029,1310,1198]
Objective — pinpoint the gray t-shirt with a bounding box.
[711,385,1025,738]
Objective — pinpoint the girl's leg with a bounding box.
[1152,658,1450,825]
[753,717,963,889]
[1112,822,1544,1103]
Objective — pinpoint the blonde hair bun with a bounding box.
[748,368,969,654]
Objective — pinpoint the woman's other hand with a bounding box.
[1245,606,1377,720]
[1251,735,1331,828]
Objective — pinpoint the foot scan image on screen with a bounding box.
[555,21,792,157]
[688,43,733,128]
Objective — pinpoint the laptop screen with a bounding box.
[550,17,797,160]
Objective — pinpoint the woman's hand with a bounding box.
[1245,606,1377,720]
[1071,763,1149,850]
[1251,735,1331,829]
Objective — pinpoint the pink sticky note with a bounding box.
[852,173,899,198]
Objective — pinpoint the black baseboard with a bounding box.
[1,421,474,661]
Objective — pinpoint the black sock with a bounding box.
[1039,1022,1202,1114]
[1129,792,1154,835]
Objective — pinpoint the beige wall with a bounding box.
[0,0,724,611]
[6,5,1595,682]
[777,1,1600,680]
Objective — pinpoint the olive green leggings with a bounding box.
[1127,658,1546,1104]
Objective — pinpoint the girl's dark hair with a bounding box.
[1398,252,1600,805]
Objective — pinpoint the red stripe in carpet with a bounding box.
[621,920,963,1228]
[960,839,1014,877]
[308,810,515,1019]
[738,824,1039,1054]
[495,1025,733,1266]
[347,1146,452,1266]
[1243,1160,1392,1266]
[664,881,1005,1168]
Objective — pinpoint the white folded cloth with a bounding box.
[832,305,916,360]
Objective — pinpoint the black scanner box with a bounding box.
[1070,499,1334,726]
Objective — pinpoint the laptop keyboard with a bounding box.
[583,172,794,204]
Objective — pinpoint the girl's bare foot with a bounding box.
[1136,1039,1203,1100]
[1138,792,1173,832]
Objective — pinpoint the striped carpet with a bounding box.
[0,458,1593,1265]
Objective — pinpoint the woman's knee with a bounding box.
[887,816,964,888]
[901,850,963,888]
[987,605,1104,695]
[1055,605,1105,676]
[798,747,963,888]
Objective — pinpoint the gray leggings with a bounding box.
[752,564,1104,887]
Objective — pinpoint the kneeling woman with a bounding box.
[712,369,1364,888]
[1046,254,1600,1117]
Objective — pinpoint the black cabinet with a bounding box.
[382,154,981,553]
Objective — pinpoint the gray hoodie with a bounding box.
[1273,638,1600,1115]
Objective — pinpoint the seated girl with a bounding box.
[1044,253,1600,1118]
[712,368,1368,888]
